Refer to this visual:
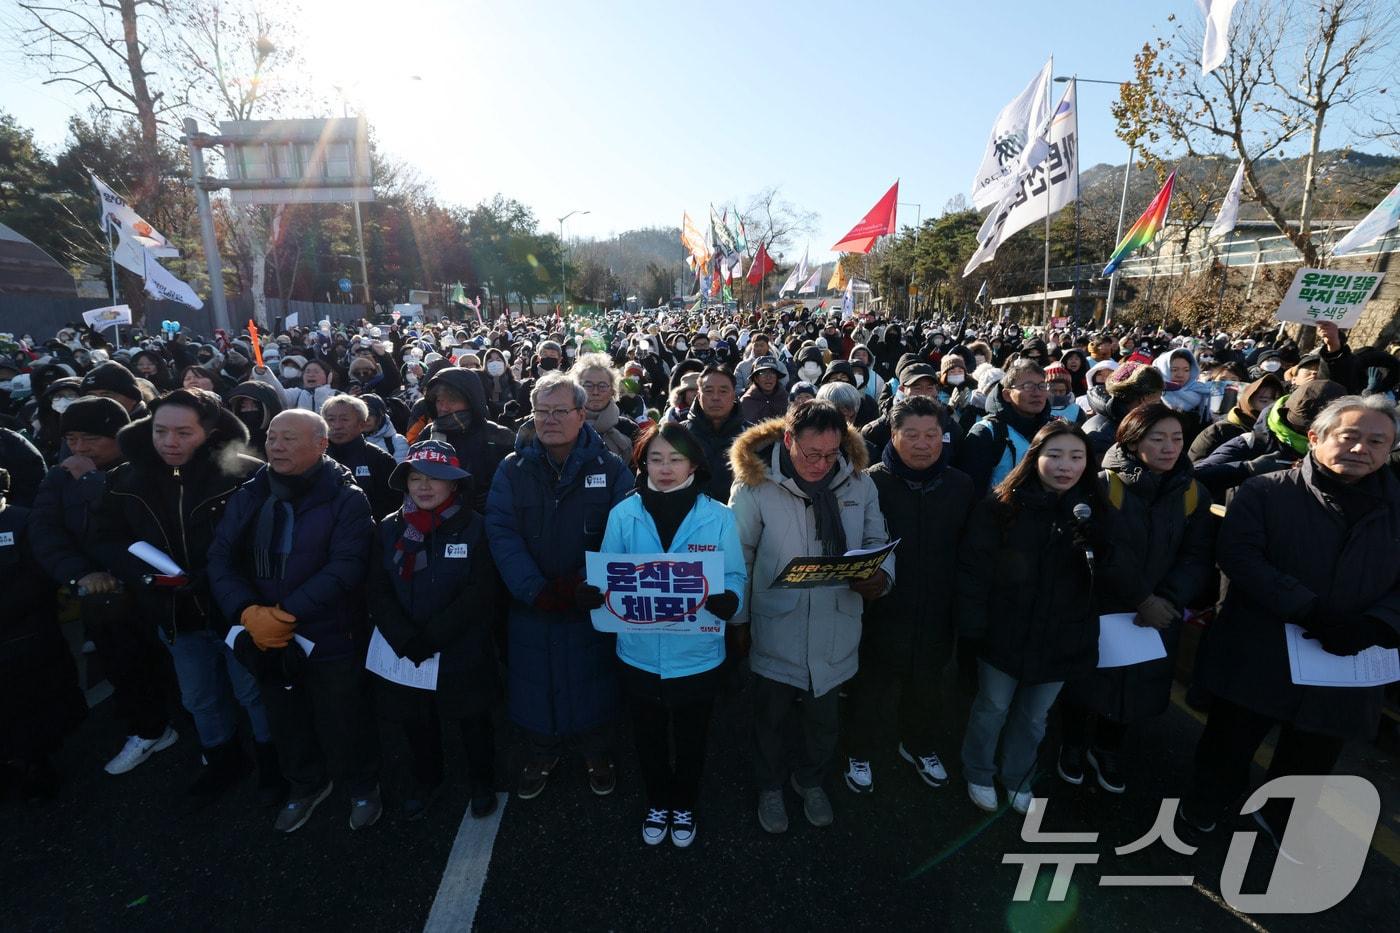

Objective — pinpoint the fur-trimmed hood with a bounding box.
[729,417,869,489]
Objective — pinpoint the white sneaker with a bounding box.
[669,809,696,848]
[642,808,669,846]
[844,758,874,794]
[899,743,949,787]
[1011,790,1037,815]
[104,726,178,775]
[967,781,998,812]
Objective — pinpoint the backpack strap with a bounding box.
[1106,471,1126,510]
[1183,478,1200,518]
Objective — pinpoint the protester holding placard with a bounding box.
[957,421,1102,815]
[1182,396,1400,846]
[729,400,893,834]
[1058,404,1213,795]
[581,422,746,847]
[367,440,500,821]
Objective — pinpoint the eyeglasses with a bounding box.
[535,406,580,422]
[580,381,612,393]
[794,442,841,465]
[1011,381,1050,392]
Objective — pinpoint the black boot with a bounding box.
[188,741,252,797]
[253,741,288,808]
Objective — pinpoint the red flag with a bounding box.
[745,242,775,285]
[831,180,899,254]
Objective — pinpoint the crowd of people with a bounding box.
[0,303,1397,855]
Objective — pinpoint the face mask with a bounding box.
[0,380,10,392]
[974,356,988,367]
[486,360,506,377]
[854,374,867,389]
[1261,359,1282,373]
[538,357,559,371]
[565,348,576,358]
[235,409,264,433]
[947,373,965,386]
[1051,395,1073,410]
[51,396,76,414]
[406,374,419,386]
[675,341,687,352]
[282,367,300,380]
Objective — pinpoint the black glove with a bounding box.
[575,581,605,611]
[704,590,739,621]
[1305,616,1398,656]
[1246,452,1294,476]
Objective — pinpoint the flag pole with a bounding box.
[1042,56,1053,323]
[1216,229,1233,314]
[106,223,121,349]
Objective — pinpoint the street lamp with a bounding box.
[1056,75,1133,326]
[558,209,590,310]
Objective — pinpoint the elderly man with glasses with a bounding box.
[956,358,1054,498]
[485,371,632,801]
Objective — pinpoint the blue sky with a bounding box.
[2,0,1197,259]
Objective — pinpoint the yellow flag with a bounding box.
[827,259,847,292]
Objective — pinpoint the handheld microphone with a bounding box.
[1071,502,1095,572]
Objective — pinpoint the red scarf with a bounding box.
[394,492,460,582]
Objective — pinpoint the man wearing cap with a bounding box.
[1195,380,1349,501]
[860,362,961,463]
[734,333,776,393]
[81,360,149,419]
[322,395,399,521]
[30,398,180,776]
[485,371,631,800]
[208,410,380,832]
[740,356,789,423]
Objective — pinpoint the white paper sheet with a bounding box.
[1096,613,1168,668]
[365,626,439,691]
[1285,623,1400,688]
[128,540,186,576]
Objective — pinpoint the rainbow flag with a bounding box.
[1103,170,1176,275]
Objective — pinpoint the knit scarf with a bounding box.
[882,440,946,485]
[395,493,461,582]
[778,444,847,556]
[639,474,702,551]
[1267,397,1310,456]
[254,462,322,579]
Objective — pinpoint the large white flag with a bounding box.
[777,265,802,296]
[798,269,822,294]
[1331,179,1400,256]
[91,173,170,247]
[963,82,1076,276]
[970,59,1053,210]
[110,215,179,276]
[143,252,204,309]
[1208,159,1247,241]
[1199,0,1241,76]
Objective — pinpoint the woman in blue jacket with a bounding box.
[582,422,746,849]
[368,440,500,821]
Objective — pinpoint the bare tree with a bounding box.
[1122,0,1398,265]
[168,0,301,326]
[737,186,819,256]
[12,0,178,206]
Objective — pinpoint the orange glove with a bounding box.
[241,605,297,650]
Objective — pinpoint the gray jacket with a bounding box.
[728,419,894,697]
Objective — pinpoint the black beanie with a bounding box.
[60,396,131,438]
[80,361,141,403]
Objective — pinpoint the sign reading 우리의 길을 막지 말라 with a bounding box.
[585,551,726,636]
[1274,268,1385,328]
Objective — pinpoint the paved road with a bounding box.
[4,666,1397,931]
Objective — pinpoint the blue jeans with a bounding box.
[162,629,271,748]
[961,660,1063,792]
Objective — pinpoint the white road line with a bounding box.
[424,793,508,933]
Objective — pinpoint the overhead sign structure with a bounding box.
[219,117,374,206]
[1274,268,1385,328]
